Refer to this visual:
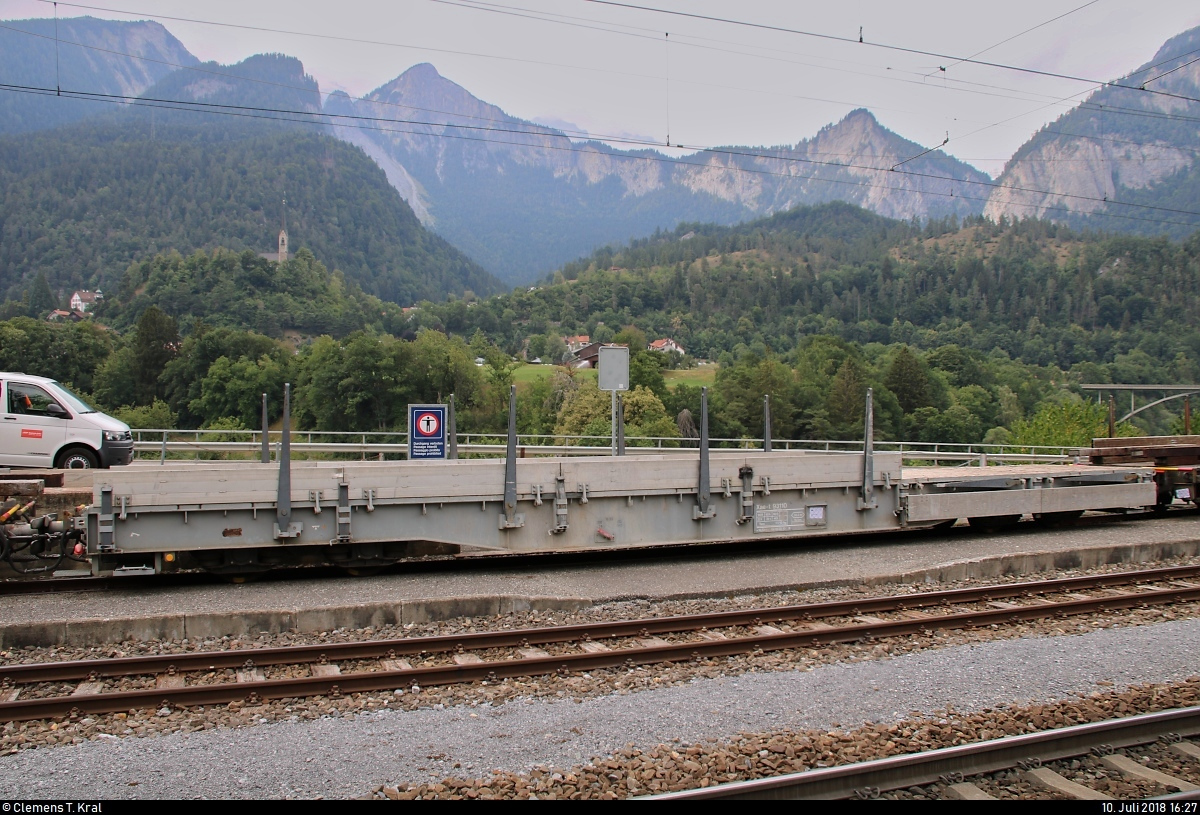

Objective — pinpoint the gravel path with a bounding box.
[2,618,1199,799]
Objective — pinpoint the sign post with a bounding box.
[407,404,448,460]
[598,345,630,456]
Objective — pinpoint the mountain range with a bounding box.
[328,65,990,283]
[1,14,1198,295]
[984,25,1200,238]
[0,17,196,133]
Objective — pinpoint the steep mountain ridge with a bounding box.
[985,24,1200,235]
[139,52,323,119]
[329,65,990,283]
[0,16,198,134]
[4,14,1199,289]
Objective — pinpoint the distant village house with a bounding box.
[69,290,102,313]
[564,335,590,354]
[571,341,628,369]
[648,338,685,355]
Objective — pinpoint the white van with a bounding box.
[0,372,133,469]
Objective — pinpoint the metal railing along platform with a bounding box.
[128,429,1077,467]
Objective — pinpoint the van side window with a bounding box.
[8,383,56,416]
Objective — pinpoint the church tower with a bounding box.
[277,197,289,262]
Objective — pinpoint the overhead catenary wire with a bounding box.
[436,1,1200,173]
[9,4,1200,230]
[7,16,1200,182]
[17,0,1200,190]
[52,1,59,95]
[28,0,1200,137]
[1141,54,1200,88]
[2,79,1198,232]
[923,0,1102,77]
[584,0,1200,107]
[433,0,1200,133]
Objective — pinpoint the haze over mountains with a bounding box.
[984,25,1200,238]
[0,17,196,134]
[1,14,1199,296]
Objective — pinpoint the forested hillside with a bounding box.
[2,202,1197,448]
[399,203,1200,442]
[0,120,502,306]
[0,53,503,308]
[410,203,1199,372]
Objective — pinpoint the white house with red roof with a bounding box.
[564,335,591,353]
[648,338,685,355]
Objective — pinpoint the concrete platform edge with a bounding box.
[2,539,1198,648]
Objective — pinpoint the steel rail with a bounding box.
[2,578,1199,722]
[4,563,1200,684]
[649,706,1200,800]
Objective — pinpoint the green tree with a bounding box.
[526,334,547,360]
[621,386,681,446]
[629,350,668,399]
[91,346,139,410]
[409,329,485,408]
[114,399,177,430]
[543,334,568,364]
[132,305,179,404]
[1011,398,1139,448]
[554,378,611,445]
[883,345,933,413]
[713,354,799,440]
[160,325,288,428]
[191,354,289,428]
[27,271,57,317]
[906,405,983,445]
[826,357,869,438]
[0,317,113,392]
[612,326,648,351]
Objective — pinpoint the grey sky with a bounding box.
[3,0,1199,176]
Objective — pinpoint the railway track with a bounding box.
[652,707,1200,800]
[3,564,1200,724]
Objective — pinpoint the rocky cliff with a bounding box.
[329,65,990,283]
[985,25,1200,232]
[0,16,198,134]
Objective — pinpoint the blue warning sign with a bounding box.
[408,404,447,460]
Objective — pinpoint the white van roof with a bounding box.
[0,372,57,385]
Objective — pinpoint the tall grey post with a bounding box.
[694,386,714,520]
[274,383,300,538]
[858,387,877,511]
[501,384,523,529]
[611,389,618,456]
[763,394,772,453]
[260,393,270,464]
[616,393,625,456]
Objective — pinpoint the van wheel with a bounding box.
[56,448,99,469]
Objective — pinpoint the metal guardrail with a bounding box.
[129,429,1078,467]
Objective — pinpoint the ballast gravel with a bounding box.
[2,618,1200,799]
